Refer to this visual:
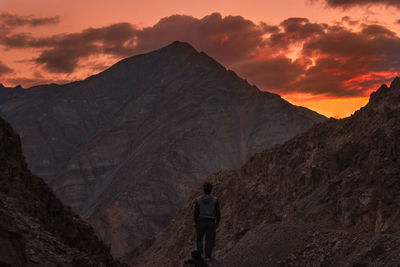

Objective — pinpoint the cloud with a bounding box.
[292,23,400,96]
[1,13,266,73]
[235,57,305,89]
[132,13,267,64]
[232,19,400,97]
[0,61,13,76]
[267,17,326,51]
[312,0,400,9]
[0,13,60,35]
[0,13,60,27]
[0,23,137,73]
[1,12,399,98]
[341,16,359,26]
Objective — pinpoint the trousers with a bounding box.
[196,219,216,258]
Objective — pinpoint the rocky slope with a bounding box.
[0,41,325,256]
[0,117,123,266]
[128,77,400,266]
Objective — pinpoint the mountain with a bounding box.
[0,41,325,256]
[0,117,123,266]
[128,77,400,266]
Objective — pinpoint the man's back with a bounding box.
[196,194,218,220]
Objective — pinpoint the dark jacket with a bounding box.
[194,194,220,226]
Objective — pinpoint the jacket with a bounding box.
[194,194,221,226]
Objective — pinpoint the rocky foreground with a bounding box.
[0,117,123,266]
[128,78,400,266]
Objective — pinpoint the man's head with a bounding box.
[203,182,212,194]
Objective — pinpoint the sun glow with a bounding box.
[283,93,370,118]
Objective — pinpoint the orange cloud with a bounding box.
[209,33,229,45]
[1,12,399,118]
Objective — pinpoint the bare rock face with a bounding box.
[0,41,325,257]
[0,117,123,266]
[129,77,400,266]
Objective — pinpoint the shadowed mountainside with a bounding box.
[129,78,400,266]
[0,117,123,266]
[0,41,325,256]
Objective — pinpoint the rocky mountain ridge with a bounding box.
[128,77,400,266]
[0,41,325,256]
[0,117,123,266]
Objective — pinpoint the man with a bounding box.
[194,182,221,261]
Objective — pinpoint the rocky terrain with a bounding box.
[0,41,325,256]
[0,117,123,266]
[128,77,400,266]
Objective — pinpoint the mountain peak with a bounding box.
[105,41,206,75]
[158,40,199,55]
[167,40,195,49]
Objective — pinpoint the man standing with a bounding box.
[194,182,221,261]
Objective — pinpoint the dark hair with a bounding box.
[203,182,212,194]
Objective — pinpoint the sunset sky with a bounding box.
[1,0,400,118]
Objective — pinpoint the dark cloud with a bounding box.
[341,16,359,26]
[302,24,400,63]
[223,18,399,97]
[1,13,266,73]
[361,24,396,37]
[37,23,137,73]
[35,44,99,73]
[132,13,266,64]
[260,22,280,34]
[0,23,137,73]
[294,23,400,96]
[267,18,326,51]
[0,61,13,76]
[314,0,400,9]
[235,57,305,89]
[0,13,59,26]
[0,13,59,33]
[1,12,399,98]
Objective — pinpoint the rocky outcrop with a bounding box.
[0,117,123,266]
[0,41,325,256]
[128,77,400,266]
